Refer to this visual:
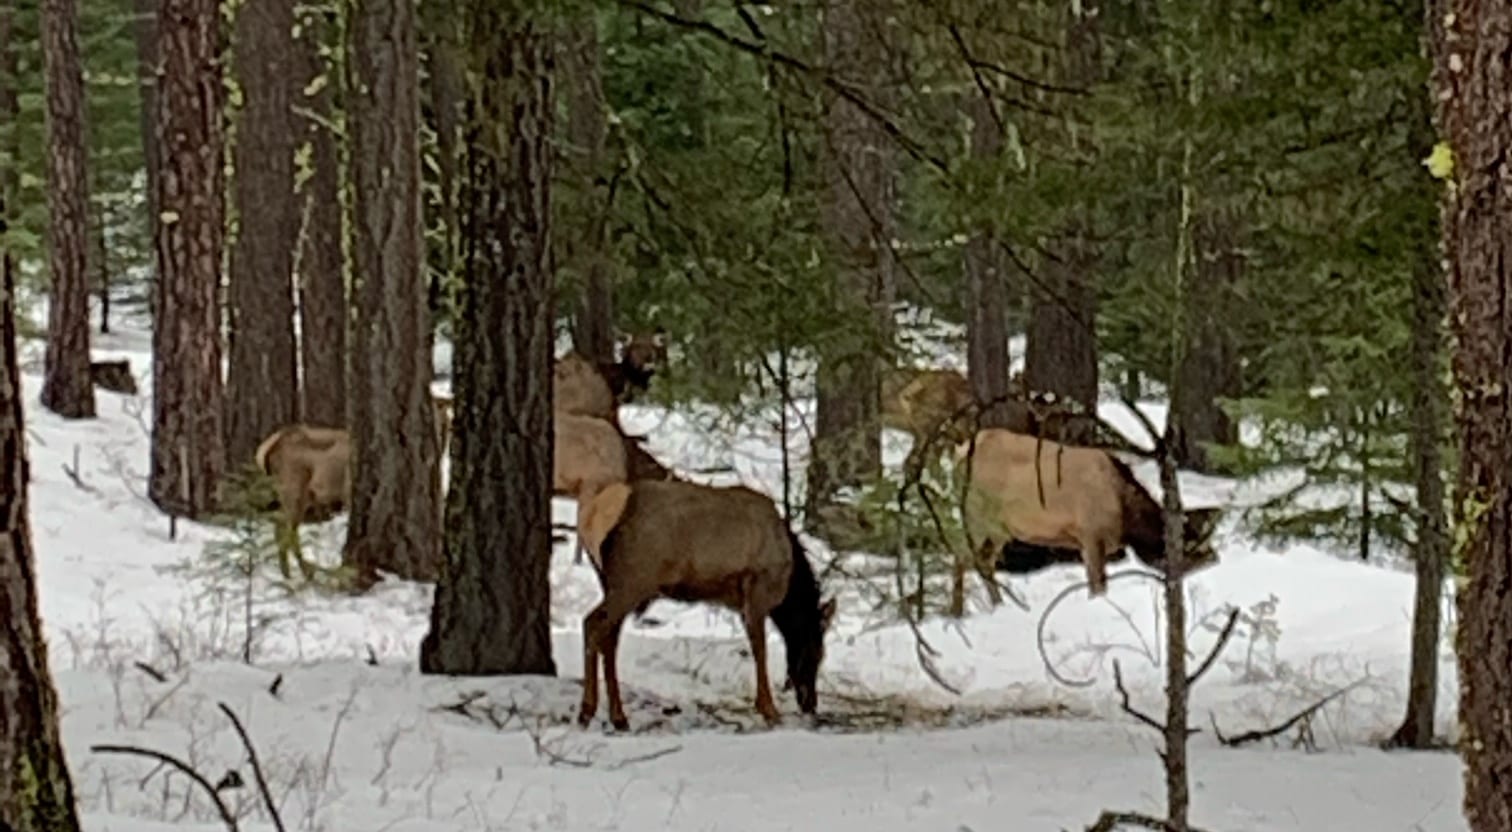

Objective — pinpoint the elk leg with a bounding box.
[577,604,606,728]
[741,599,781,726]
[1081,540,1109,598]
[602,617,629,731]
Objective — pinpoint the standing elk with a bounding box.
[575,479,837,730]
[554,328,669,426]
[958,428,1221,604]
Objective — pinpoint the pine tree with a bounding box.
[38,0,95,419]
[562,15,614,366]
[148,0,225,519]
[343,0,441,584]
[224,0,299,466]
[421,0,555,676]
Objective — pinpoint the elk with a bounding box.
[575,479,837,730]
[253,424,352,581]
[555,414,680,563]
[958,428,1221,603]
[881,367,1033,472]
[553,328,668,425]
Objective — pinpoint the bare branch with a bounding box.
[1037,570,1165,688]
[91,744,240,831]
[1210,679,1368,748]
[1185,606,1240,686]
[217,703,287,832]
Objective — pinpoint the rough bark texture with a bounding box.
[964,93,1014,429]
[39,0,97,420]
[562,18,614,367]
[295,10,346,428]
[225,0,299,467]
[1171,209,1241,472]
[805,0,895,528]
[1432,2,1512,825]
[0,194,85,832]
[422,6,461,328]
[421,8,555,676]
[133,0,160,249]
[1024,1,1100,441]
[344,0,441,584]
[149,0,225,519]
[1388,84,1449,752]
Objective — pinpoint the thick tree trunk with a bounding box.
[1171,209,1241,472]
[295,10,346,428]
[964,93,1014,429]
[1388,79,1449,752]
[39,0,96,420]
[1431,0,1512,826]
[133,0,160,249]
[0,186,85,832]
[344,0,441,584]
[148,0,225,519]
[225,0,298,467]
[1024,1,1100,443]
[421,6,555,676]
[804,0,894,528]
[562,18,614,367]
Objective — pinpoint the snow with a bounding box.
[19,305,1466,831]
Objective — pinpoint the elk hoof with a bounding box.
[759,706,782,727]
[576,705,595,729]
[610,714,630,732]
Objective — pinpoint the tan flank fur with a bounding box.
[959,428,1222,600]
[575,480,836,730]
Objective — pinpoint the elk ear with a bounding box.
[819,596,838,631]
[651,328,668,348]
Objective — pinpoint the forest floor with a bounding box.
[20,306,1466,831]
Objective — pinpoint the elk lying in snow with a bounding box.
[254,425,352,581]
[958,428,1221,601]
[575,479,837,730]
[554,329,669,424]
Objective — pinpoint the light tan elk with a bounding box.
[881,367,1033,470]
[959,428,1221,605]
[575,479,836,730]
[553,329,669,424]
[554,413,680,563]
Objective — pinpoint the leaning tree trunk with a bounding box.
[0,185,85,832]
[804,0,895,530]
[1387,70,1450,750]
[420,3,555,676]
[225,0,299,468]
[1023,0,1100,443]
[148,0,225,519]
[39,0,96,420]
[132,0,160,253]
[1171,207,1241,472]
[963,91,1015,430]
[1432,0,1512,826]
[343,0,441,585]
[562,17,614,367]
[294,8,346,428]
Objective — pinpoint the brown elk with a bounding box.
[881,367,1034,472]
[253,425,352,581]
[555,414,682,563]
[554,329,669,425]
[575,479,837,730]
[958,428,1221,602]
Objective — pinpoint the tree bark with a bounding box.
[422,5,462,329]
[294,8,346,428]
[804,0,895,528]
[149,0,225,519]
[562,18,614,367]
[964,92,1014,429]
[225,0,299,467]
[1024,0,1100,442]
[1387,72,1449,752]
[421,4,555,676]
[133,0,160,250]
[1431,0,1512,826]
[39,0,96,420]
[0,186,85,832]
[1171,209,1241,472]
[344,0,441,584]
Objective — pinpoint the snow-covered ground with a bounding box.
[20,305,1466,831]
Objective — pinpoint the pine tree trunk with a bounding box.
[93,198,109,334]
[421,5,555,676]
[225,0,299,467]
[964,92,1014,429]
[344,0,441,584]
[295,10,346,428]
[563,18,614,367]
[1024,1,1100,441]
[149,0,225,519]
[39,0,96,420]
[1171,208,1241,472]
[0,195,85,832]
[1388,73,1449,752]
[132,0,160,249]
[422,7,461,330]
[1432,0,1512,826]
[805,0,894,528]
